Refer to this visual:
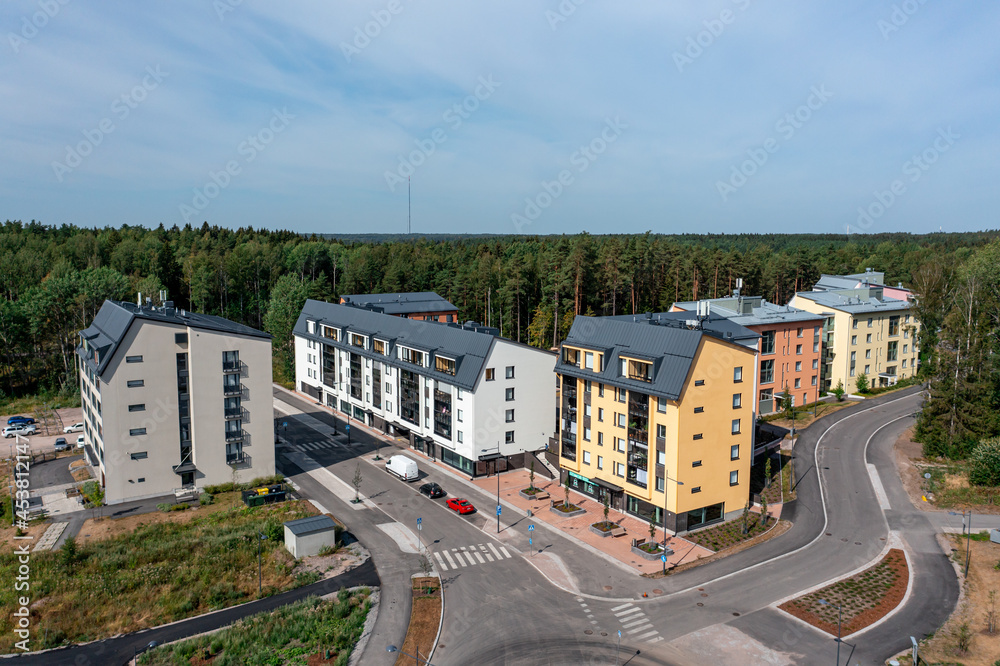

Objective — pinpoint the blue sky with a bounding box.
[2,1,998,235]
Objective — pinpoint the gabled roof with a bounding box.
[77,300,270,377]
[339,291,457,315]
[295,300,501,391]
[558,314,757,401]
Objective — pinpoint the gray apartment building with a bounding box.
[77,299,275,504]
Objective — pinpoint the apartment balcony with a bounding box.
[224,407,250,422]
[223,382,245,397]
[225,428,246,442]
[227,451,251,467]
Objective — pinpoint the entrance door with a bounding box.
[181,472,194,487]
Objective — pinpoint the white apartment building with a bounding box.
[294,299,557,476]
[77,299,275,504]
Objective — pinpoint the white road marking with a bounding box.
[434,552,447,571]
[622,617,649,629]
[611,603,633,612]
[615,607,643,618]
[442,550,458,569]
[648,637,663,643]
[473,550,485,564]
[627,624,653,635]
[499,546,511,558]
[487,543,503,559]
[479,545,494,561]
[635,630,659,640]
[867,463,892,510]
[454,550,469,567]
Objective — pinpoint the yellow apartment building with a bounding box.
[555,313,759,534]
[790,285,919,394]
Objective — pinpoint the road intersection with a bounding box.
[273,384,962,665]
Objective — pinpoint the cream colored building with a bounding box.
[77,299,274,504]
[790,285,918,394]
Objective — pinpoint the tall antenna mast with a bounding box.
[408,176,411,235]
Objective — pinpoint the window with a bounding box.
[584,380,591,393]
[889,315,900,336]
[598,432,604,446]
[694,406,704,413]
[505,366,515,379]
[902,359,908,368]
[584,404,591,417]
[350,333,365,348]
[129,428,146,436]
[127,380,144,388]
[435,356,456,375]
[656,424,666,438]
[692,460,703,467]
[616,413,627,428]
[584,352,594,369]
[731,444,739,460]
[864,364,870,374]
[760,359,774,384]
[657,398,666,413]
[796,344,802,355]
[598,383,605,398]
[694,379,705,387]
[903,345,908,353]
[457,388,462,400]
[691,486,702,494]
[457,409,463,422]
[486,368,495,381]
[583,427,591,441]
[657,450,666,465]
[130,452,147,460]
[505,409,515,423]
[616,438,626,453]
[797,327,803,338]
[373,339,386,355]
[656,477,665,492]
[505,431,515,444]
[597,455,604,470]
[598,408,604,422]
[852,320,858,329]
[760,330,775,355]
[812,375,818,386]
[794,378,801,389]
[813,342,819,353]
[867,317,873,328]
[582,450,591,465]
[865,349,871,359]
[851,351,856,361]
[615,462,625,478]
[734,367,743,382]
[887,341,898,362]
[795,361,802,372]
[731,419,740,435]
[307,320,316,334]
[126,355,143,363]
[457,431,464,443]
[137,478,145,483]
[175,333,188,344]
[732,393,741,409]
[730,470,739,486]
[812,359,819,369]
[128,404,145,412]
[693,433,703,440]
[866,334,872,343]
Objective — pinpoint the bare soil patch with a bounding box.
[779,548,908,637]
[396,577,441,666]
[646,519,791,577]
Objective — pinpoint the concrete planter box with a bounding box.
[631,541,669,561]
[590,523,616,538]
[519,489,550,501]
[549,502,587,518]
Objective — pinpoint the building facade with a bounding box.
[790,284,919,393]
[339,292,459,322]
[77,300,274,505]
[555,314,758,534]
[671,296,825,413]
[294,300,556,476]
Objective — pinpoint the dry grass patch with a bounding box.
[396,577,441,666]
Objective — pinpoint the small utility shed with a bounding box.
[284,515,338,558]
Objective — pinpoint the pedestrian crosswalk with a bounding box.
[609,602,662,643]
[433,543,512,571]
[282,439,354,453]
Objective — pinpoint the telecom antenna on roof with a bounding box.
[696,301,710,319]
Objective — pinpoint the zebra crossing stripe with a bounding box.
[453,551,469,567]
[635,630,659,641]
[611,603,633,612]
[434,552,447,571]
[622,617,648,629]
[442,550,457,569]
[473,550,485,564]
[627,624,653,635]
[479,545,494,562]
[499,546,511,558]
[615,607,642,618]
[487,543,503,559]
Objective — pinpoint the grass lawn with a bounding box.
[779,548,908,637]
[139,590,372,666]
[0,390,81,416]
[0,495,321,653]
[918,460,1000,509]
[686,513,774,553]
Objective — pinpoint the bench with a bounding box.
[533,490,550,500]
[610,526,627,538]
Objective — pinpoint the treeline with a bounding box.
[1,220,998,455]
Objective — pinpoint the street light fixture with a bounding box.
[817,599,842,665]
[386,644,433,665]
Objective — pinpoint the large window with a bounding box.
[887,341,898,362]
[401,347,425,367]
[760,359,774,384]
[760,330,775,355]
[433,388,452,439]
[435,356,456,375]
[400,370,420,425]
[888,315,900,336]
[686,502,724,530]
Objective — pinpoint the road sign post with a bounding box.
[416,517,422,553]
[662,551,667,573]
[528,524,535,556]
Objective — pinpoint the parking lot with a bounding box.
[2,405,85,456]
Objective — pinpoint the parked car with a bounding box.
[385,455,419,482]
[419,482,445,499]
[3,424,36,438]
[76,435,86,448]
[63,422,84,434]
[6,416,35,426]
[54,437,69,452]
[446,498,476,515]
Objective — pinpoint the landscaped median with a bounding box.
[778,548,909,637]
[394,575,442,666]
[0,478,358,654]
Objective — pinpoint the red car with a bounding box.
[446,498,476,515]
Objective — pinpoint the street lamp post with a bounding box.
[661,473,684,569]
[386,644,432,665]
[949,509,973,576]
[818,599,842,665]
[480,444,501,534]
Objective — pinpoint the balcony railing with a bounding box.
[225,428,245,442]
[227,451,250,466]
[223,383,245,397]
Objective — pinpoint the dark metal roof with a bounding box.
[285,515,337,536]
[77,300,270,377]
[558,314,757,401]
[340,292,458,316]
[295,300,500,391]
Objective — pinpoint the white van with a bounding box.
[385,455,419,482]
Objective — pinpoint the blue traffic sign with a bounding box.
[282,422,287,427]
[346,424,350,431]
[528,524,535,532]
[528,537,532,546]
[416,517,422,524]
[661,553,667,562]
[496,505,502,516]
